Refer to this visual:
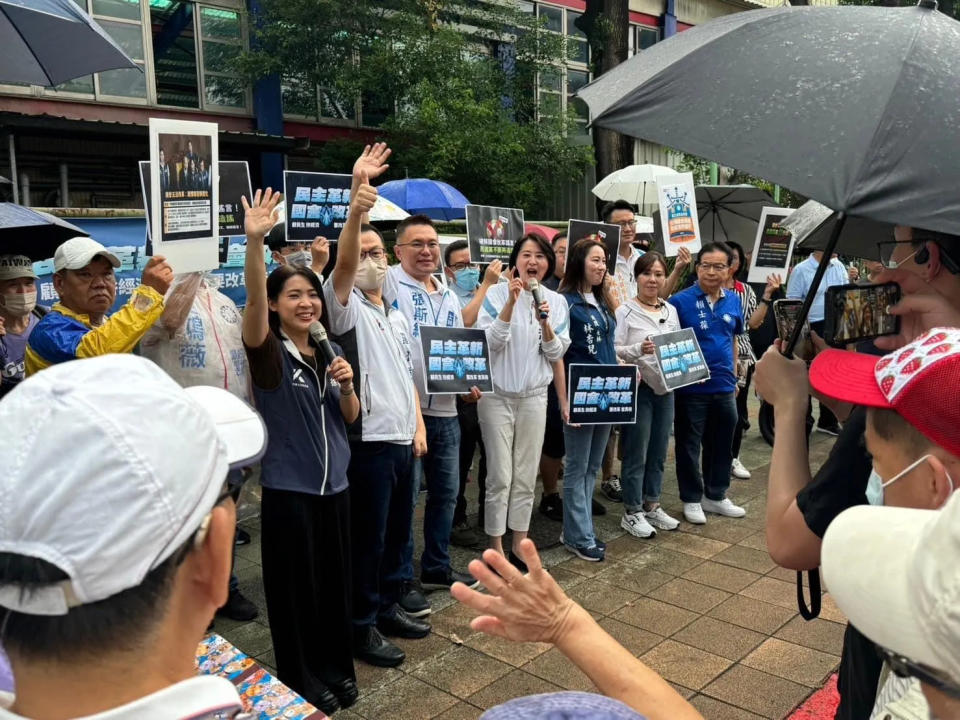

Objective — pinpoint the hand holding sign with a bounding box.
[242,188,283,241]
[142,255,174,296]
[675,246,692,270]
[481,259,504,289]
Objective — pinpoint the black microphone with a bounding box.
[309,321,338,367]
[528,278,548,320]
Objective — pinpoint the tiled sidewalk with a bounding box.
[222,427,844,720]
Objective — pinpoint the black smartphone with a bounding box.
[773,299,814,361]
[823,282,901,347]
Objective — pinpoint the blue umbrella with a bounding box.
[0,0,139,86]
[378,179,470,221]
[0,203,89,261]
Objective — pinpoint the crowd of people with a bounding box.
[0,140,959,720]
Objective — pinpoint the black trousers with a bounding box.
[809,321,838,429]
[835,623,883,720]
[261,486,355,703]
[731,364,754,459]
[454,398,487,525]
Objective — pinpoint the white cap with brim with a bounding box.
[0,354,267,616]
[822,491,960,684]
[0,255,37,281]
[53,236,121,273]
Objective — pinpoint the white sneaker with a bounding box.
[645,506,680,531]
[730,458,751,480]
[701,497,746,518]
[621,511,656,538]
[683,502,706,525]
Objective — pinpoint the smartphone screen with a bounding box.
[773,299,810,344]
[824,282,901,347]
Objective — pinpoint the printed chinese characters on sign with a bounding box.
[567,364,638,425]
[419,327,494,394]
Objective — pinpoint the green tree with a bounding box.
[240,0,593,212]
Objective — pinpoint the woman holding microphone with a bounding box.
[615,252,682,539]
[476,234,570,571]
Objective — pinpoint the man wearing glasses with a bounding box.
[25,236,173,375]
[604,200,645,308]
[668,242,747,526]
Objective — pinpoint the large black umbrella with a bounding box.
[652,185,777,252]
[0,0,139,86]
[784,201,894,261]
[0,204,89,261]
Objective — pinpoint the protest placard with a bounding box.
[148,118,219,272]
[419,326,494,394]
[656,172,701,258]
[652,328,711,391]
[283,171,351,242]
[465,204,524,264]
[567,219,621,273]
[567,364,638,425]
[747,207,796,284]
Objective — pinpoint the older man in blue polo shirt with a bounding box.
[668,242,746,525]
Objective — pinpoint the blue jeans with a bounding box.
[403,415,461,576]
[562,423,612,550]
[674,392,737,503]
[348,441,415,627]
[621,386,674,513]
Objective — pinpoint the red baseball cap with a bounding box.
[809,327,960,458]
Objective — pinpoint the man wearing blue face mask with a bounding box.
[442,240,502,546]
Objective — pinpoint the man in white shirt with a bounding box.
[384,214,482,592]
[0,354,266,720]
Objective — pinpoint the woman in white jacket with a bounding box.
[477,234,571,570]
[614,252,682,539]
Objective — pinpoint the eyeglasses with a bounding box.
[614,220,638,228]
[397,241,440,252]
[449,261,478,272]
[882,647,960,701]
[698,263,729,272]
[359,248,386,261]
[876,240,919,267]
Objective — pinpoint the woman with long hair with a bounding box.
[557,238,618,561]
[476,234,570,571]
[240,188,360,715]
[614,252,682,538]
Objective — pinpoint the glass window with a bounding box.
[320,89,356,121]
[282,77,317,118]
[53,75,95,94]
[538,5,563,33]
[100,20,145,59]
[566,11,587,39]
[201,40,240,74]
[569,39,588,64]
[539,67,562,93]
[199,6,246,109]
[200,6,242,40]
[204,75,245,108]
[91,0,141,21]
[151,1,200,108]
[567,68,589,95]
[99,66,147,97]
[638,26,660,51]
[539,91,562,117]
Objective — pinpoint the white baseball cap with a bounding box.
[0,254,37,281]
[822,490,960,687]
[53,236,121,273]
[0,354,267,616]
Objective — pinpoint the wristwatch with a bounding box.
[760,297,773,305]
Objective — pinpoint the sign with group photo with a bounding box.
[140,160,251,239]
[567,219,621,274]
[148,118,220,272]
[283,171,352,242]
[656,172,701,258]
[419,326,494,394]
[567,364,638,425]
[465,204,524,264]
[652,328,710,391]
[747,207,796,284]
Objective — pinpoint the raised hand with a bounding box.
[352,171,378,214]
[763,273,783,300]
[310,236,330,271]
[675,246,692,269]
[141,255,174,295]
[352,142,392,182]
[504,267,523,305]
[242,188,282,241]
[482,259,504,287]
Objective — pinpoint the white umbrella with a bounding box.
[369,195,410,222]
[591,164,680,205]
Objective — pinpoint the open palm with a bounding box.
[242,188,282,239]
[353,142,392,181]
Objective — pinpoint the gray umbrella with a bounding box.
[0,0,139,86]
[0,203,89,261]
[578,2,960,236]
[784,201,894,260]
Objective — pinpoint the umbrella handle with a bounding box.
[782,212,847,358]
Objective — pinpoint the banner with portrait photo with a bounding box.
[283,171,351,242]
[465,204,524,264]
[140,160,250,239]
[567,364,638,425]
[656,172,701,258]
[148,118,219,272]
[419,326,494,394]
[747,207,796,284]
[567,219,621,274]
[652,328,710,391]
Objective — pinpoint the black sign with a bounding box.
[140,160,251,238]
[567,363,638,425]
[652,328,710,391]
[567,220,621,274]
[465,204,525,264]
[283,171,352,242]
[419,326,494,394]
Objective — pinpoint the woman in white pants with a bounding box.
[477,234,571,571]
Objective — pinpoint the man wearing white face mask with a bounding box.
[0,255,45,399]
[324,144,432,669]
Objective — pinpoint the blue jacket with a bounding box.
[668,283,743,394]
[562,292,617,367]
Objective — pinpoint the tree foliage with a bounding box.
[240,0,593,212]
